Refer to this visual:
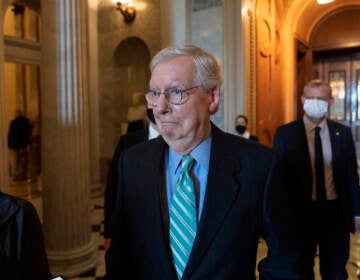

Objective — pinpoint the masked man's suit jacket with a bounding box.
[274,119,360,231]
[106,126,300,280]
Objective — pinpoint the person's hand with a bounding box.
[104,238,112,251]
[354,217,360,234]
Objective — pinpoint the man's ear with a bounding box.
[301,95,306,105]
[328,97,334,107]
[209,86,220,114]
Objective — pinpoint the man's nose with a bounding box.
[154,94,170,114]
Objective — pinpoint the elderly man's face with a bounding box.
[149,56,219,154]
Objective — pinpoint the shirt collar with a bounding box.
[241,131,250,139]
[303,115,327,133]
[148,122,159,140]
[169,137,212,174]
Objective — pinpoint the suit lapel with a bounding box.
[297,120,313,188]
[327,120,341,168]
[297,120,310,160]
[182,129,242,279]
[141,138,177,278]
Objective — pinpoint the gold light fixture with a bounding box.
[317,0,334,4]
[113,0,136,23]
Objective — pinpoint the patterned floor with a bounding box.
[68,197,106,280]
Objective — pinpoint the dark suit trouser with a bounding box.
[300,200,349,280]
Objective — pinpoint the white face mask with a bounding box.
[303,99,328,119]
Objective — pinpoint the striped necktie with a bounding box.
[169,155,197,279]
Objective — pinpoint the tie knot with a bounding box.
[181,155,195,172]
[315,126,321,133]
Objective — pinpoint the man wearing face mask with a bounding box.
[274,79,360,280]
[104,108,159,251]
[235,114,258,142]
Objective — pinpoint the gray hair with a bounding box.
[303,79,332,98]
[150,45,223,91]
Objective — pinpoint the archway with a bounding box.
[112,36,150,137]
[99,36,151,185]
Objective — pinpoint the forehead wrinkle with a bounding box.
[150,57,195,89]
[150,80,185,90]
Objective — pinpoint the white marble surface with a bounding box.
[191,5,224,129]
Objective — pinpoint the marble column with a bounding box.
[41,0,97,277]
[88,0,102,197]
[222,0,247,132]
[160,0,191,47]
[0,3,10,193]
[13,5,26,112]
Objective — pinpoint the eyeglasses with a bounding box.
[145,86,199,105]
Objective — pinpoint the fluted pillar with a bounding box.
[13,5,26,112]
[0,3,10,193]
[88,0,102,197]
[160,0,191,47]
[41,0,97,277]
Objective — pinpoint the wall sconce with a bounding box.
[113,0,136,23]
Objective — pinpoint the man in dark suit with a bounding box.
[8,110,32,180]
[274,79,360,280]
[104,108,159,250]
[106,45,300,279]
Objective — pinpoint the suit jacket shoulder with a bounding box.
[118,126,148,151]
[275,119,304,134]
[249,134,258,142]
[0,192,51,280]
[104,126,149,237]
[212,126,274,162]
[327,119,351,132]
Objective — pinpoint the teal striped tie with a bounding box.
[169,155,197,279]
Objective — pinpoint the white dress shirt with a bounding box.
[148,122,159,140]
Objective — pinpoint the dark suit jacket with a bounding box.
[249,135,258,142]
[104,127,149,237]
[274,119,360,232]
[0,192,51,280]
[106,126,300,279]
